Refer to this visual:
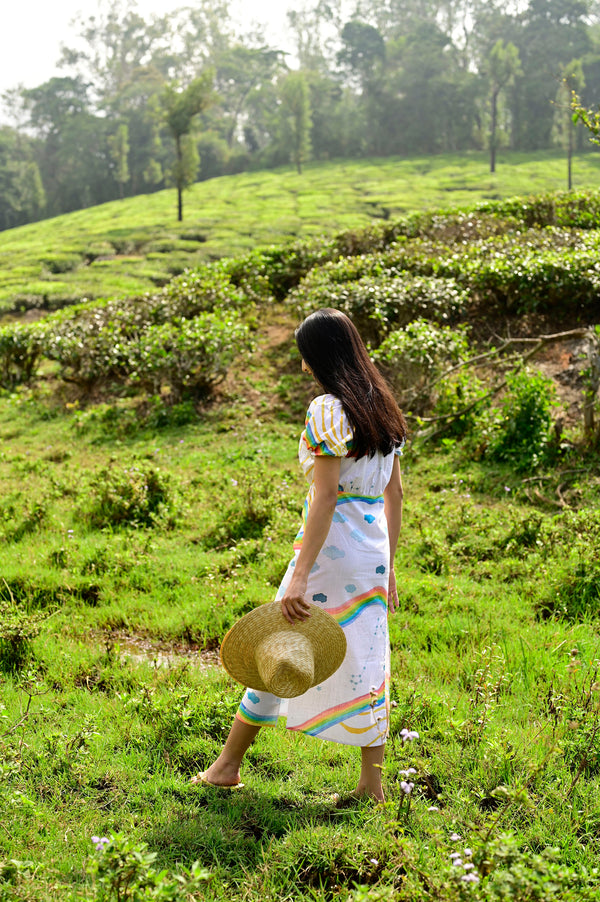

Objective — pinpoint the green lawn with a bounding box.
[1,150,599,314]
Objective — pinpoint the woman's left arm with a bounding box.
[280,456,341,624]
[384,455,404,614]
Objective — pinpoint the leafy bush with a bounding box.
[431,369,489,437]
[88,833,210,901]
[537,557,600,622]
[475,368,557,471]
[373,320,471,411]
[128,312,251,402]
[290,272,468,343]
[0,604,41,674]
[77,462,182,530]
[0,322,48,389]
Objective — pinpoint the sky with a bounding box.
[0,0,291,100]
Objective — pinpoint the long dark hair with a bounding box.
[295,308,407,459]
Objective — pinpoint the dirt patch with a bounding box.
[97,631,221,670]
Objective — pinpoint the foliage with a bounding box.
[474,368,558,471]
[88,833,210,901]
[0,322,47,389]
[77,462,182,530]
[372,320,471,412]
[290,271,468,343]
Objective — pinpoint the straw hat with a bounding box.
[220,601,347,698]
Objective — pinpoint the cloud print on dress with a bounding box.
[322,545,345,560]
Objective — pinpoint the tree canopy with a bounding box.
[1,0,600,228]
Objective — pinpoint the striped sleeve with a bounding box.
[303,395,353,458]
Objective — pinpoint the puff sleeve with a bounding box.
[302,394,353,458]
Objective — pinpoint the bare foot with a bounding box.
[192,760,242,787]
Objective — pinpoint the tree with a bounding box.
[553,59,585,188]
[0,127,45,230]
[108,123,130,198]
[279,72,313,174]
[484,39,522,172]
[337,20,386,94]
[160,74,213,221]
[571,89,600,142]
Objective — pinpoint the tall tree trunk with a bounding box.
[568,117,573,191]
[490,89,498,173]
[176,134,183,222]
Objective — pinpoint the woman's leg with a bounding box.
[196,718,261,786]
[356,744,385,802]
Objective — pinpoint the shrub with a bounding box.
[290,272,468,344]
[372,320,471,412]
[0,322,48,389]
[77,462,182,530]
[128,312,251,402]
[476,368,557,471]
[431,369,489,437]
[537,557,600,622]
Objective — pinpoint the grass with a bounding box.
[1,162,600,900]
[1,150,600,313]
[1,347,600,899]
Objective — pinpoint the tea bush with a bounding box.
[45,307,251,396]
[128,312,251,402]
[373,320,471,411]
[0,322,48,389]
[290,272,468,343]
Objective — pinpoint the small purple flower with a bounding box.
[450,832,462,841]
[449,852,462,860]
[428,806,439,812]
[400,781,414,795]
[400,728,419,743]
[461,873,480,884]
[463,863,475,871]
[452,858,464,867]
[91,836,110,851]
[369,858,379,866]
[464,848,472,857]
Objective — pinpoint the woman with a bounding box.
[195,308,406,802]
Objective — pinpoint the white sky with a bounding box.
[0,0,291,98]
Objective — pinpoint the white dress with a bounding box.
[235,393,400,747]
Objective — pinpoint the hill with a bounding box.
[1,150,600,316]
[1,175,600,901]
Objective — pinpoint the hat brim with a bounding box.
[220,601,347,694]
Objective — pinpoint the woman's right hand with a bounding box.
[280,577,311,624]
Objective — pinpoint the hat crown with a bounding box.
[256,631,314,698]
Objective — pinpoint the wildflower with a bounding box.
[449,853,462,860]
[231,479,238,486]
[452,858,464,867]
[400,781,414,795]
[461,873,480,883]
[463,863,475,871]
[450,833,461,841]
[369,858,379,866]
[464,848,472,857]
[428,806,439,812]
[91,836,110,851]
[399,768,416,777]
[504,486,511,492]
[400,728,419,743]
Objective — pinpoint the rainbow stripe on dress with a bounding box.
[328,587,388,626]
[236,702,279,728]
[289,679,386,737]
